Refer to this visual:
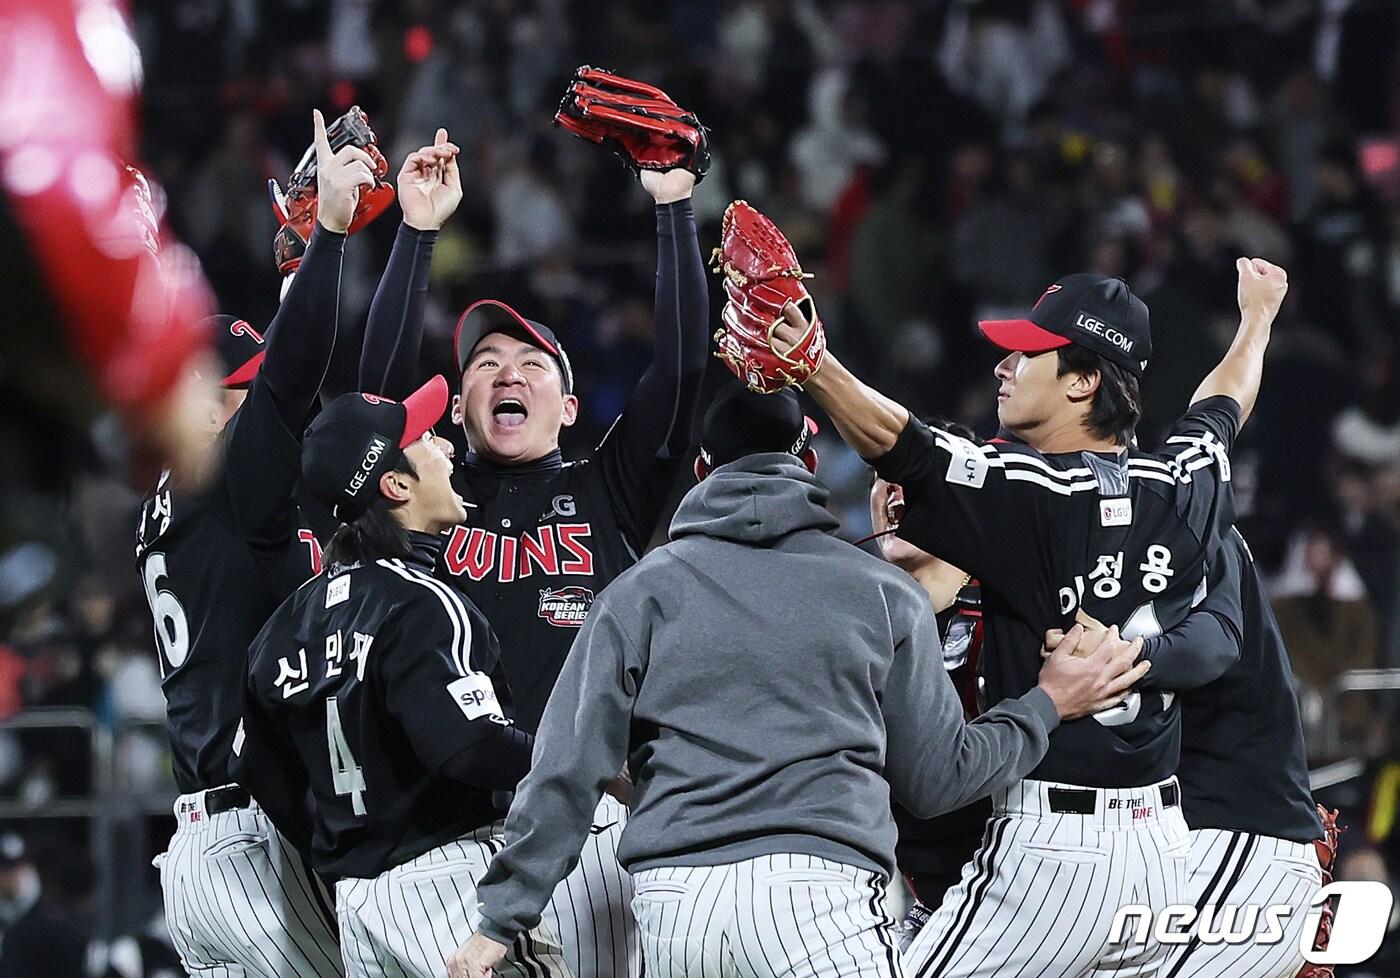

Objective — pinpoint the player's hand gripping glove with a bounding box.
[553,66,711,182]
[267,106,394,275]
[710,200,827,394]
[1297,805,1344,978]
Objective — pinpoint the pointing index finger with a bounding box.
[313,109,331,160]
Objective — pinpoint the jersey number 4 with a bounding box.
[142,552,189,676]
[325,697,367,816]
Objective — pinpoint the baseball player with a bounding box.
[446,385,1150,978]
[867,466,993,918]
[232,377,568,978]
[1071,527,1329,978]
[357,121,709,978]
[135,110,367,978]
[772,258,1290,977]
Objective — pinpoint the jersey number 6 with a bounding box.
[142,552,189,675]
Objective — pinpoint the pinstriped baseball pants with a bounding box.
[902,777,1191,978]
[1161,829,1323,978]
[335,826,569,978]
[631,853,906,978]
[156,793,343,978]
[549,793,641,978]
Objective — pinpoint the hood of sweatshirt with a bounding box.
[669,453,840,545]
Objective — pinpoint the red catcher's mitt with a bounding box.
[1297,805,1344,978]
[711,200,826,394]
[267,106,395,276]
[554,66,711,182]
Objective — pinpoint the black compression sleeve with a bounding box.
[1136,609,1242,690]
[440,723,535,791]
[628,199,709,458]
[258,224,346,433]
[359,223,438,399]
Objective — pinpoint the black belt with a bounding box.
[1047,782,1179,815]
[205,784,252,815]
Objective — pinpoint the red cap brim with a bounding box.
[977,319,1072,354]
[400,375,449,448]
[221,352,266,389]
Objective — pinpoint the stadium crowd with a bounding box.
[0,0,1399,973]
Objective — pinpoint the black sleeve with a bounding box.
[441,724,534,790]
[381,595,523,777]
[221,224,346,544]
[595,199,709,547]
[232,657,315,853]
[1135,534,1245,691]
[1150,395,1242,553]
[870,417,1054,607]
[358,223,438,399]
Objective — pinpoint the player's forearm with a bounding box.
[259,224,346,428]
[1136,609,1241,691]
[632,199,708,458]
[908,692,1059,818]
[1190,312,1271,425]
[805,354,911,459]
[358,223,437,400]
[441,723,533,790]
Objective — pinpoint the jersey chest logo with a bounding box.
[442,524,595,583]
[538,586,593,627]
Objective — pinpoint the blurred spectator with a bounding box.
[491,138,576,266]
[1273,523,1380,743]
[0,834,38,949]
[936,0,1071,136]
[0,841,97,978]
[788,67,886,213]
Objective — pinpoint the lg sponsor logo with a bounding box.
[1110,881,1394,965]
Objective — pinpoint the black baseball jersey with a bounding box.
[235,541,514,881]
[355,202,707,736]
[134,226,344,795]
[135,382,322,794]
[442,423,681,732]
[1171,528,1324,843]
[874,396,1241,788]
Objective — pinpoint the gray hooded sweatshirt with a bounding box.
[476,455,1060,945]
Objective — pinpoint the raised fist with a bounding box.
[1235,257,1288,325]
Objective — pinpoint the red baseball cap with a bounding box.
[453,299,574,393]
[978,274,1151,377]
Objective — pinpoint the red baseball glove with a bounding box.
[554,66,711,182]
[1297,805,1344,978]
[711,200,826,394]
[268,106,395,275]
